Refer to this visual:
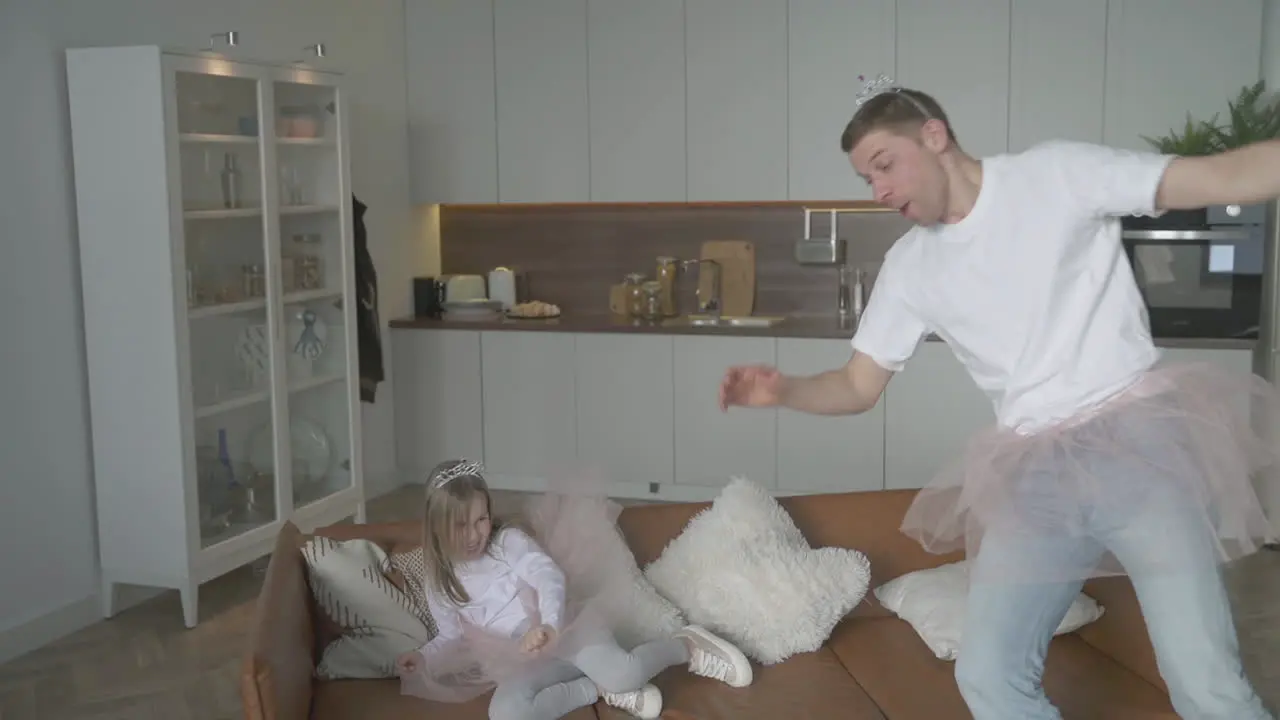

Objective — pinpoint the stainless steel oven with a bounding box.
[1121,204,1264,340]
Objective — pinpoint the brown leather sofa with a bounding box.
[240,489,1180,719]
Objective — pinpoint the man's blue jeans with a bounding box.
[953,479,1271,720]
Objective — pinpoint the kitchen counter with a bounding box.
[387,314,1258,349]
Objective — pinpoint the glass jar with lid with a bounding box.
[655,256,679,317]
[623,273,646,318]
[640,280,665,321]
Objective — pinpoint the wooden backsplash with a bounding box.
[437,202,912,317]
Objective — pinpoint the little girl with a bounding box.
[396,459,754,720]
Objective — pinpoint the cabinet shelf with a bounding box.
[189,297,268,319]
[194,372,346,419]
[180,133,259,145]
[188,289,343,320]
[277,136,334,146]
[280,204,339,216]
[184,207,263,220]
[285,288,342,305]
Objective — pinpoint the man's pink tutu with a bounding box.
[900,361,1280,584]
[400,468,640,703]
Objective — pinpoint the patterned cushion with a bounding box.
[301,536,434,679]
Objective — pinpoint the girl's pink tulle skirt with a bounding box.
[401,469,643,704]
[901,361,1280,584]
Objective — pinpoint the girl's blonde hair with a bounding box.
[421,459,508,605]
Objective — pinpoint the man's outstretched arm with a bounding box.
[778,350,894,416]
[1157,139,1280,210]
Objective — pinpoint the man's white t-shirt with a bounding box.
[851,140,1175,432]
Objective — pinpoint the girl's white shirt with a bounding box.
[415,527,566,662]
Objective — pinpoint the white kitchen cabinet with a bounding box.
[587,0,686,202]
[481,332,578,488]
[574,334,676,487]
[1102,0,1264,150]
[392,329,484,477]
[896,0,1011,158]
[68,46,365,628]
[494,0,591,203]
[787,0,896,201]
[776,339,885,494]
[685,0,789,201]
[883,341,995,490]
[405,0,499,204]
[673,336,778,487]
[1007,0,1108,152]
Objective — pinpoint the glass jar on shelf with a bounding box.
[242,264,266,299]
[655,256,679,317]
[287,233,324,291]
[623,273,646,318]
[640,281,665,322]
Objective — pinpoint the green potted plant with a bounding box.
[1142,80,1280,155]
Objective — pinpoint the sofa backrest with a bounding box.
[617,489,962,586]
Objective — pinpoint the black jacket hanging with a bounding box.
[352,194,384,403]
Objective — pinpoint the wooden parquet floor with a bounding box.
[1,486,1277,719]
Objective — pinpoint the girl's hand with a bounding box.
[395,651,421,676]
[520,624,556,653]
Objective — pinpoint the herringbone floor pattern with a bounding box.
[1,486,1277,719]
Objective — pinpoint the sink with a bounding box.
[682,314,787,328]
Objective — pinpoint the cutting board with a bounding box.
[698,240,755,317]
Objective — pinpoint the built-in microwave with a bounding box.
[1120,204,1264,340]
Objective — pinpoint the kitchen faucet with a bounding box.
[681,258,722,321]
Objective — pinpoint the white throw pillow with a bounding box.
[644,477,872,664]
[873,560,1105,661]
[301,536,433,679]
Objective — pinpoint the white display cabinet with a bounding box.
[66,45,366,627]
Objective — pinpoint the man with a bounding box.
[719,74,1278,719]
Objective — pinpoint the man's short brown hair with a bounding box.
[839,88,957,154]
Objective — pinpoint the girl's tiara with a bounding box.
[430,459,485,490]
[854,73,933,118]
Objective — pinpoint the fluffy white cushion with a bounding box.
[873,560,1105,661]
[644,477,872,664]
[301,536,433,679]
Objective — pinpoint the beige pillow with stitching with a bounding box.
[301,536,433,679]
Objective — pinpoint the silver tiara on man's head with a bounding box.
[853,73,934,120]
[855,73,899,108]
[429,459,485,490]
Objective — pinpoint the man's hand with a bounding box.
[395,651,421,676]
[520,624,556,654]
[719,365,784,411]
[720,351,893,416]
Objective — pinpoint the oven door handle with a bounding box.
[1121,229,1251,242]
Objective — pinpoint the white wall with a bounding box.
[0,0,422,659]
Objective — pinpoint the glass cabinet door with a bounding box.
[268,73,357,512]
[172,65,283,548]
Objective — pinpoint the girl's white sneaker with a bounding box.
[675,625,754,688]
[599,683,662,719]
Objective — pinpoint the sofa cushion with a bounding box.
[312,679,598,720]
[829,617,1178,720]
[596,645,885,720]
[644,478,872,664]
[873,560,1104,661]
[301,536,432,680]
